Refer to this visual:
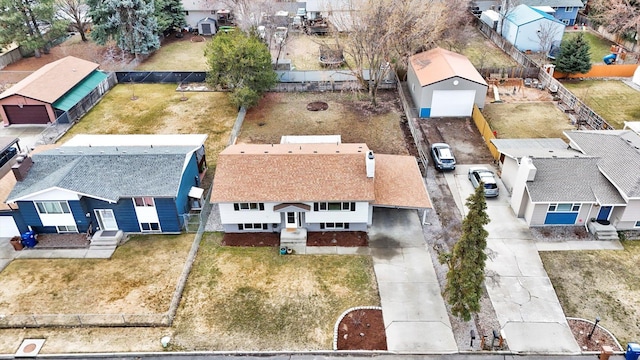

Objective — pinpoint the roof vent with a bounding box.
[366,150,375,178]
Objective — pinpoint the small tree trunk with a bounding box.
[80,27,88,42]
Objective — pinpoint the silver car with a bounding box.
[468,167,499,197]
[430,143,456,171]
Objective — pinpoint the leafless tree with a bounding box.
[498,0,523,36]
[533,21,562,63]
[220,0,276,32]
[56,0,90,41]
[334,0,467,106]
[590,0,640,47]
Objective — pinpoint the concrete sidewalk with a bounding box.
[369,208,457,353]
[445,165,581,354]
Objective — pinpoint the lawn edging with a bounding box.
[333,306,382,350]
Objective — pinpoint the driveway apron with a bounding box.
[369,208,457,353]
[447,165,581,354]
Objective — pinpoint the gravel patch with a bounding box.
[529,226,596,242]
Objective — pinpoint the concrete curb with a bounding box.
[332,306,382,350]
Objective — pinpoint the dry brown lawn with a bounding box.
[0,234,192,316]
[563,80,640,129]
[238,91,408,155]
[59,84,237,166]
[276,32,350,71]
[541,241,640,346]
[482,102,575,140]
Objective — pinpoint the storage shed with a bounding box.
[407,47,488,118]
[0,56,106,126]
[502,5,565,52]
[197,17,217,35]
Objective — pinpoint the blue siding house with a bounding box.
[4,134,207,235]
[521,0,584,26]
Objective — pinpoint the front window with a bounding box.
[321,222,349,229]
[315,202,355,211]
[635,221,640,228]
[36,201,71,214]
[548,203,580,212]
[134,197,154,207]
[238,223,268,230]
[57,225,78,233]
[234,203,264,211]
[565,6,573,11]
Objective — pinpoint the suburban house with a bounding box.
[407,47,488,118]
[301,0,359,32]
[520,0,584,25]
[1,134,208,238]
[0,56,109,126]
[501,4,566,52]
[210,137,431,250]
[501,130,640,232]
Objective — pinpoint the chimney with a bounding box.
[12,155,33,182]
[523,157,537,181]
[366,150,375,178]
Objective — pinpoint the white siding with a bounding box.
[619,199,640,221]
[508,19,565,52]
[528,203,548,226]
[20,188,80,201]
[219,203,282,224]
[0,216,20,237]
[500,157,519,194]
[305,202,369,223]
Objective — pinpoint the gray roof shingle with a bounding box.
[566,130,640,198]
[8,146,194,202]
[491,138,585,159]
[527,157,626,204]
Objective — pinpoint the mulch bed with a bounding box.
[568,318,622,351]
[337,308,387,350]
[28,233,90,249]
[222,231,368,247]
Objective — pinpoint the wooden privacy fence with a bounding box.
[472,105,500,161]
[554,64,639,79]
[477,67,540,79]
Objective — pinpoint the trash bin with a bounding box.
[21,231,37,248]
[9,236,23,251]
[601,345,614,360]
[626,343,640,360]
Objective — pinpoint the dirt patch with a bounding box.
[337,308,387,350]
[307,101,329,111]
[222,231,368,247]
[419,117,494,165]
[483,102,575,140]
[568,318,622,351]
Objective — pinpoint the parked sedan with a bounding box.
[430,143,456,171]
[468,167,499,197]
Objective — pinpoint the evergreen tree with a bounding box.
[0,0,67,55]
[440,183,490,321]
[205,31,277,109]
[555,33,592,77]
[88,0,159,57]
[154,0,186,35]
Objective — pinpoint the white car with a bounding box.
[468,167,499,197]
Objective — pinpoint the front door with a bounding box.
[285,212,302,229]
[597,206,612,221]
[95,209,118,231]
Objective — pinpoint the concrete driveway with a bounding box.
[369,207,457,353]
[443,165,581,354]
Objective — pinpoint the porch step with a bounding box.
[587,221,619,241]
[595,231,619,240]
[90,230,123,248]
[280,228,307,255]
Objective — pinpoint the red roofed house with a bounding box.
[0,56,108,126]
[210,138,431,251]
[407,47,488,118]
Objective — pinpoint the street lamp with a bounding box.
[587,316,601,340]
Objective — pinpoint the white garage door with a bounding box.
[0,216,20,237]
[431,90,476,117]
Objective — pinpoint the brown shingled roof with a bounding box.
[210,143,375,202]
[373,154,431,209]
[211,144,432,209]
[0,56,99,103]
[409,47,487,87]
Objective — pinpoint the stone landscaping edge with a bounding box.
[332,306,382,351]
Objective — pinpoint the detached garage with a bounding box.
[0,56,105,126]
[407,47,488,118]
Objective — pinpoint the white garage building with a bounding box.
[407,47,488,118]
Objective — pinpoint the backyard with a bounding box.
[563,30,616,65]
[238,91,408,155]
[482,102,576,139]
[59,84,237,165]
[458,27,518,69]
[135,33,209,71]
[541,241,640,346]
[562,80,640,129]
[0,234,192,318]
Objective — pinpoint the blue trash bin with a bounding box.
[20,231,37,248]
[626,343,640,360]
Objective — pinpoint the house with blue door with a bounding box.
[2,134,208,237]
[505,129,640,231]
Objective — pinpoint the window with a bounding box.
[35,201,71,214]
[238,223,268,230]
[134,197,155,207]
[140,222,161,232]
[233,203,264,211]
[565,6,573,11]
[635,221,640,228]
[183,10,189,15]
[320,222,349,229]
[562,19,570,25]
[57,225,78,233]
[548,203,580,212]
[314,202,355,211]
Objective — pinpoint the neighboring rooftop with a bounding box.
[527,157,626,204]
[62,134,208,148]
[491,138,585,160]
[520,0,584,8]
[506,4,564,26]
[409,47,488,87]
